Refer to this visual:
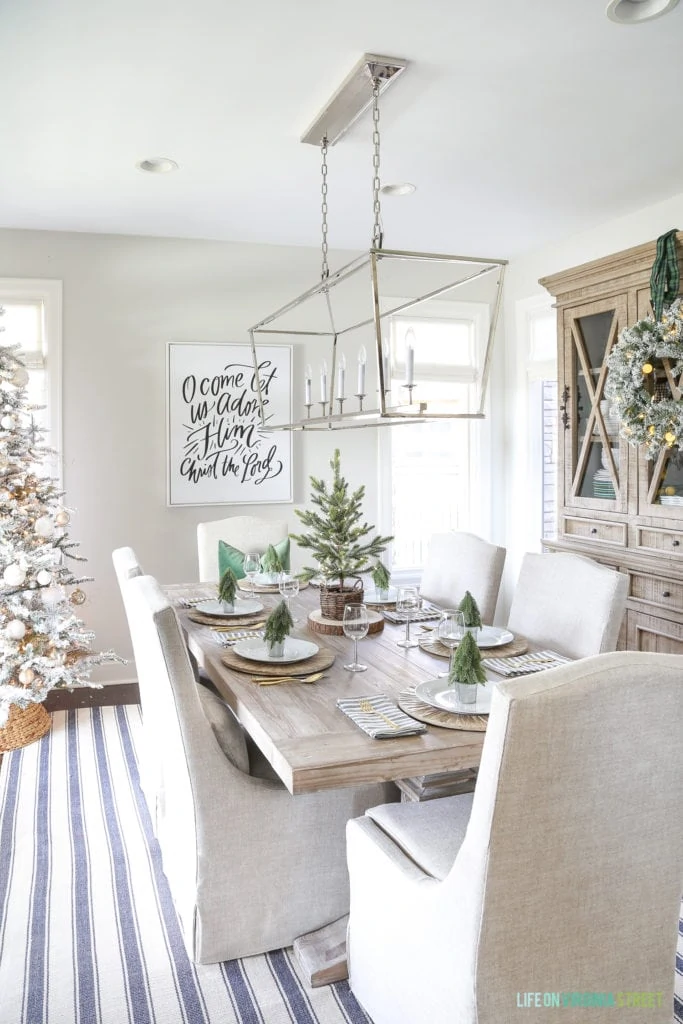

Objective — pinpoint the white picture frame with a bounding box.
[167,342,292,506]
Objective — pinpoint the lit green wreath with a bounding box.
[605,297,683,459]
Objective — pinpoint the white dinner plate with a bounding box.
[232,637,320,664]
[468,625,514,649]
[414,677,497,715]
[252,573,281,586]
[194,598,264,618]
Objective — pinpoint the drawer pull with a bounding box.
[590,528,597,534]
[674,540,680,547]
[663,591,671,598]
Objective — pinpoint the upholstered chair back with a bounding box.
[197,515,288,582]
[445,652,683,1022]
[419,532,506,623]
[507,552,627,658]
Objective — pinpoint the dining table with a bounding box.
[174,581,535,798]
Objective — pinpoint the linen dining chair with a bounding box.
[197,514,289,583]
[346,651,683,1024]
[419,531,506,623]
[122,572,397,964]
[507,551,628,658]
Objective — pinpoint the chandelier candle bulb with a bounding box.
[320,361,328,403]
[382,340,390,390]
[304,365,312,406]
[405,339,415,387]
[357,346,366,396]
[337,353,346,399]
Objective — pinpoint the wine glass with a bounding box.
[244,551,261,598]
[278,571,300,622]
[396,586,420,649]
[437,609,465,677]
[343,603,369,672]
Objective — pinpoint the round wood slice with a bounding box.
[187,610,266,628]
[221,643,336,676]
[417,634,529,659]
[307,608,385,636]
[398,687,488,732]
[237,578,310,594]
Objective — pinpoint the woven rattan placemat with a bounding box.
[188,610,266,628]
[417,634,529,660]
[398,686,488,732]
[221,643,336,677]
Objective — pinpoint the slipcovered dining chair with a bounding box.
[346,651,683,1024]
[197,514,289,583]
[123,572,396,964]
[507,551,628,658]
[419,531,506,623]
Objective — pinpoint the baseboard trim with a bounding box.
[44,682,140,712]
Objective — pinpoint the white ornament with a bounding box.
[6,619,26,640]
[11,366,29,388]
[41,585,64,607]
[36,569,52,586]
[3,563,26,586]
[18,667,35,685]
[34,516,55,538]
[55,510,70,527]
[1,414,15,429]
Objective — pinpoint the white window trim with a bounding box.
[0,279,63,483]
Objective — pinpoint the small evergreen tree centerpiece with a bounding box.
[458,590,483,635]
[263,599,293,658]
[260,543,284,583]
[291,449,393,620]
[218,567,238,611]
[448,631,486,705]
[370,561,391,600]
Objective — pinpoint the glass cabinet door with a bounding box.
[561,295,628,512]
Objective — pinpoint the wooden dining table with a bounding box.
[180,583,491,796]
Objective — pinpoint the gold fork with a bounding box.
[252,671,326,685]
[359,698,399,730]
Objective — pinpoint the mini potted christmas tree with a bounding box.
[260,543,284,584]
[263,599,293,658]
[448,631,486,704]
[291,449,393,620]
[370,561,391,600]
[458,590,482,637]
[218,567,238,612]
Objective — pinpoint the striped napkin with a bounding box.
[336,695,426,739]
[482,650,571,677]
[209,629,264,647]
[383,606,441,624]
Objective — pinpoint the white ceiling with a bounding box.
[2,0,682,258]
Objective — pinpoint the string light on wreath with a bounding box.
[605,296,683,459]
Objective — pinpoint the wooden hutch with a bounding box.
[540,231,683,654]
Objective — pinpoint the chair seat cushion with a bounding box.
[197,687,250,774]
[218,537,290,580]
[365,792,474,880]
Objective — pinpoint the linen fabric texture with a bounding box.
[419,532,506,624]
[346,651,683,1024]
[217,536,290,580]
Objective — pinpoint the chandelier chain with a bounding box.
[372,77,382,248]
[320,136,329,281]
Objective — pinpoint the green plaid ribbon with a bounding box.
[650,228,680,320]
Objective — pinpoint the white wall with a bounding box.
[501,188,683,614]
[0,229,381,680]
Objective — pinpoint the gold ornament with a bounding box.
[70,588,86,606]
[648,425,656,436]
[665,485,677,495]
[665,432,676,446]
[642,363,653,374]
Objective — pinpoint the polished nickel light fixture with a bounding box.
[249,54,507,431]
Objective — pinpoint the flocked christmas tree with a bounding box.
[291,448,393,589]
[0,311,122,731]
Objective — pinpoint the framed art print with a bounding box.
[167,342,292,506]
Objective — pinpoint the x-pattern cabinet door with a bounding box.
[561,293,628,513]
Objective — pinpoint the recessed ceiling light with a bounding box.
[380,182,416,197]
[606,0,679,23]
[136,157,179,174]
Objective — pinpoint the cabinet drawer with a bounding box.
[635,526,683,557]
[629,572,683,614]
[626,610,683,655]
[561,516,627,546]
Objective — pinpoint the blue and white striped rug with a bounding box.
[0,706,370,1024]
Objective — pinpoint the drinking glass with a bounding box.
[343,603,369,672]
[437,609,465,677]
[243,551,261,598]
[396,586,420,649]
[278,571,300,622]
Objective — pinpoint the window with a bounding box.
[519,297,557,548]
[0,280,62,479]
[379,302,489,574]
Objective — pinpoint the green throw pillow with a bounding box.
[218,537,290,581]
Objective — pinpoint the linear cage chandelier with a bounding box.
[248,54,507,431]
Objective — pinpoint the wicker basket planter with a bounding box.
[0,701,51,752]
[319,578,364,621]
